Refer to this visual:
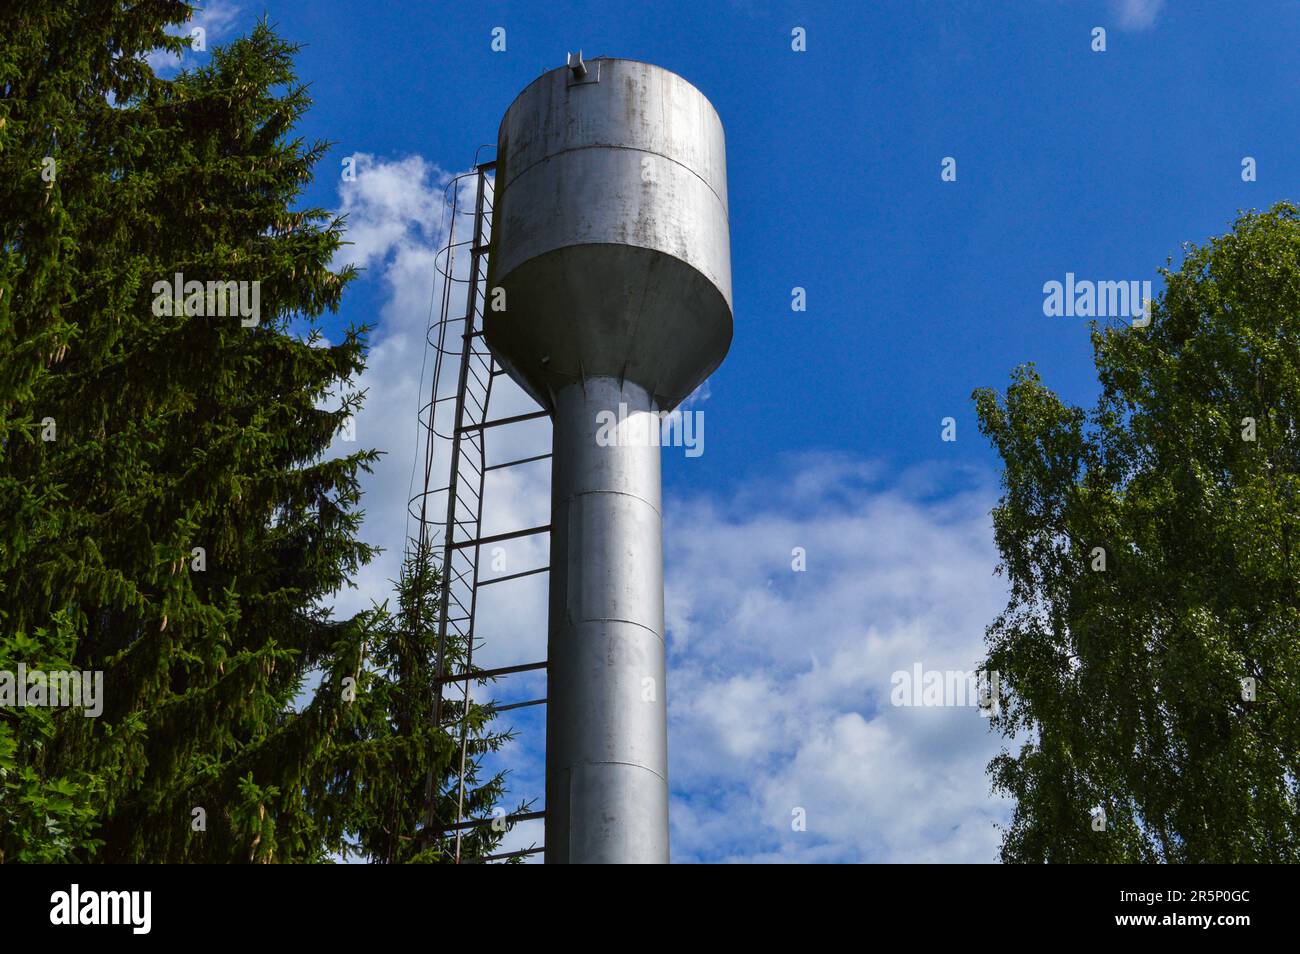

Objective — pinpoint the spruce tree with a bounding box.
[344,541,519,863]
[1,3,509,863]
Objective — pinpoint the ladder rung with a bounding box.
[478,565,549,586]
[484,452,551,472]
[435,660,547,686]
[442,809,544,833]
[463,384,486,417]
[458,410,547,433]
[450,524,551,550]
[465,360,490,397]
[444,565,473,588]
[491,697,546,713]
[471,846,543,863]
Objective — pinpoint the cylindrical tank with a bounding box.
[486,57,732,864]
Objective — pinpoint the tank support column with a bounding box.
[544,376,669,863]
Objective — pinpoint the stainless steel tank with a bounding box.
[486,56,732,864]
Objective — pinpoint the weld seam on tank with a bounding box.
[559,488,663,518]
[503,145,730,213]
[569,760,668,781]
[562,617,665,642]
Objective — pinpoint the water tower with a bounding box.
[485,55,732,863]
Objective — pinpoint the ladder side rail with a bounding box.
[453,165,495,862]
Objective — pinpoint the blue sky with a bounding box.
[172,1,1298,861]
[270,0,1296,491]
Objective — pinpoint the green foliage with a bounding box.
[0,613,107,862]
[974,204,1300,862]
[341,542,519,864]
[0,4,508,862]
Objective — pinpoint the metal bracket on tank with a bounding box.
[566,51,600,87]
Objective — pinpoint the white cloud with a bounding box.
[326,152,552,667]
[324,153,451,621]
[1111,0,1165,31]
[664,457,1012,863]
[492,458,1014,864]
[147,1,243,74]
[333,155,446,272]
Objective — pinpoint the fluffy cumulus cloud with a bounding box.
[664,457,1012,863]
[331,154,1014,863]
[326,152,551,641]
[324,152,452,623]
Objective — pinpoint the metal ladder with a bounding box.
[408,158,550,863]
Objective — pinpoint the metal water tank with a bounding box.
[486,56,732,863]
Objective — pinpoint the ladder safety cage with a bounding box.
[405,157,550,863]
